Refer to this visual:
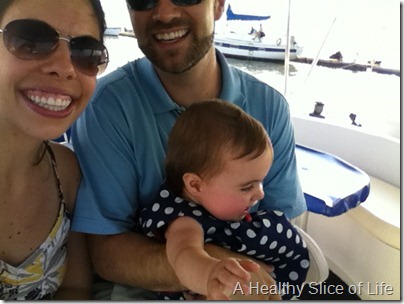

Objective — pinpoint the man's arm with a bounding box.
[88,230,280,300]
[88,231,183,292]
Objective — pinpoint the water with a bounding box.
[100,0,400,139]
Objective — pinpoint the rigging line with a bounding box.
[288,0,345,99]
[300,0,347,87]
[302,15,337,85]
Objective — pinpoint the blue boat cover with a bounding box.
[226,4,271,21]
[295,144,370,217]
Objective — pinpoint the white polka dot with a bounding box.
[231,222,241,229]
[164,207,174,215]
[189,202,197,207]
[238,244,247,252]
[160,190,169,198]
[300,259,310,269]
[263,218,271,228]
[295,234,301,244]
[225,229,232,236]
[146,219,153,228]
[302,239,307,248]
[293,254,301,260]
[178,211,184,216]
[247,250,257,255]
[207,227,216,235]
[286,250,294,258]
[174,197,183,203]
[289,271,299,281]
[206,237,213,242]
[257,254,265,259]
[260,235,268,245]
[192,210,202,216]
[269,241,278,249]
[278,264,287,269]
[246,229,256,238]
[278,246,286,254]
[286,229,293,239]
[252,221,261,228]
[273,258,280,262]
[274,210,283,217]
[152,203,160,212]
[276,223,284,234]
[157,221,165,228]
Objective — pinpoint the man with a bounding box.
[71,0,306,299]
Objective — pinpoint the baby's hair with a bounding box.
[165,99,272,195]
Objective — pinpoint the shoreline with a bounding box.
[116,31,400,77]
[291,57,400,77]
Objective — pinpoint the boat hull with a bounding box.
[104,27,121,36]
[214,35,303,61]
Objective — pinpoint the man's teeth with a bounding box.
[28,94,72,111]
[155,29,187,41]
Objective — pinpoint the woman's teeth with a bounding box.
[27,94,72,112]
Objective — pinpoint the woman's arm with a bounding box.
[54,232,93,299]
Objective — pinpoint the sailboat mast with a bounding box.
[284,0,292,96]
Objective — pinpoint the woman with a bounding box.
[0,0,108,300]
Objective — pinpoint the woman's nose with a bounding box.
[41,41,76,80]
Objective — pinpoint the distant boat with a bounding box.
[225,4,270,21]
[104,27,121,36]
[214,5,303,61]
[214,32,303,61]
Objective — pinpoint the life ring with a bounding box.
[276,38,282,46]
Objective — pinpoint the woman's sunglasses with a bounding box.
[127,0,202,11]
[0,19,109,76]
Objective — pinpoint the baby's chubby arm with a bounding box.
[165,216,260,299]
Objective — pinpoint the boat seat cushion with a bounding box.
[295,145,370,217]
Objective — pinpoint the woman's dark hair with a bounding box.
[0,0,106,41]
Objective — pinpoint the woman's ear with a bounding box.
[183,173,202,197]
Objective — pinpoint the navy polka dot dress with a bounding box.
[138,183,310,300]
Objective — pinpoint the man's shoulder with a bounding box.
[229,65,283,98]
[97,60,138,87]
[91,59,149,106]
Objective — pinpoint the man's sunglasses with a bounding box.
[127,0,202,11]
[0,19,109,76]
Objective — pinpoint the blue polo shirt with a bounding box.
[71,51,306,234]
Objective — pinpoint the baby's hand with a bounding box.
[206,258,260,300]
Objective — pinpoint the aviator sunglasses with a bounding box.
[127,0,202,11]
[0,19,109,76]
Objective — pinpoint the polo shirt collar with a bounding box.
[216,49,247,108]
[135,49,246,114]
[135,58,183,115]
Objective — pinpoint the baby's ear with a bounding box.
[183,173,202,196]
